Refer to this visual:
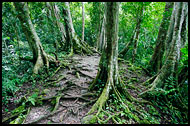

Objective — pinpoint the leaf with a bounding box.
[121,112,125,117]
[31,92,38,98]
[31,100,35,106]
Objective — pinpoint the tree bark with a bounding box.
[139,2,187,97]
[82,3,136,123]
[132,5,144,63]
[148,2,173,73]
[96,13,105,52]
[82,2,85,42]
[96,3,106,53]
[177,3,188,86]
[62,2,93,55]
[88,1,120,115]
[46,2,66,48]
[14,2,55,74]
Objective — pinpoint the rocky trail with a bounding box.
[23,54,100,124]
[2,54,166,124]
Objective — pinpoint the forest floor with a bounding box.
[2,54,171,124]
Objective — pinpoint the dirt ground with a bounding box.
[2,53,171,124]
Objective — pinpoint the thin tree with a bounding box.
[46,2,66,54]
[14,2,56,74]
[96,13,106,52]
[119,3,144,59]
[148,2,174,73]
[132,4,144,63]
[96,3,106,52]
[82,2,85,42]
[62,2,95,56]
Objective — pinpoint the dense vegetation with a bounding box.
[2,2,188,124]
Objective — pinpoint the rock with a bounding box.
[81,115,97,124]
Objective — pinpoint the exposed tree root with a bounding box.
[22,107,31,124]
[142,73,159,86]
[9,115,25,124]
[26,108,66,124]
[81,92,96,97]
[73,68,94,79]
[97,111,122,124]
[45,75,66,86]
[52,95,61,113]
[82,75,145,124]
[2,109,27,123]
[138,68,165,98]
[41,93,91,103]
[49,61,69,78]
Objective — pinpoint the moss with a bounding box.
[139,119,151,124]
[41,89,50,95]
[76,72,80,79]
[9,115,25,124]
[12,105,25,114]
[81,115,97,124]
[130,78,138,82]
[126,80,132,83]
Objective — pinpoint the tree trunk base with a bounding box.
[82,75,150,124]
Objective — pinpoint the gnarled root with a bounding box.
[33,52,56,75]
[81,76,145,124]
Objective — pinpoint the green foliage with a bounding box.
[2,2,188,124]
[2,39,33,107]
[119,2,165,66]
[26,92,38,106]
[179,43,188,72]
[145,75,188,124]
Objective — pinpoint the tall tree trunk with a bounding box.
[177,3,188,86]
[148,2,174,72]
[82,3,140,123]
[173,2,188,83]
[87,1,120,118]
[132,5,144,63]
[46,2,66,48]
[14,2,55,74]
[96,3,106,52]
[82,2,85,42]
[96,13,105,52]
[139,2,188,97]
[62,2,94,56]
[96,5,102,51]
[101,22,106,51]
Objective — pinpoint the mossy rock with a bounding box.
[81,115,97,124]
